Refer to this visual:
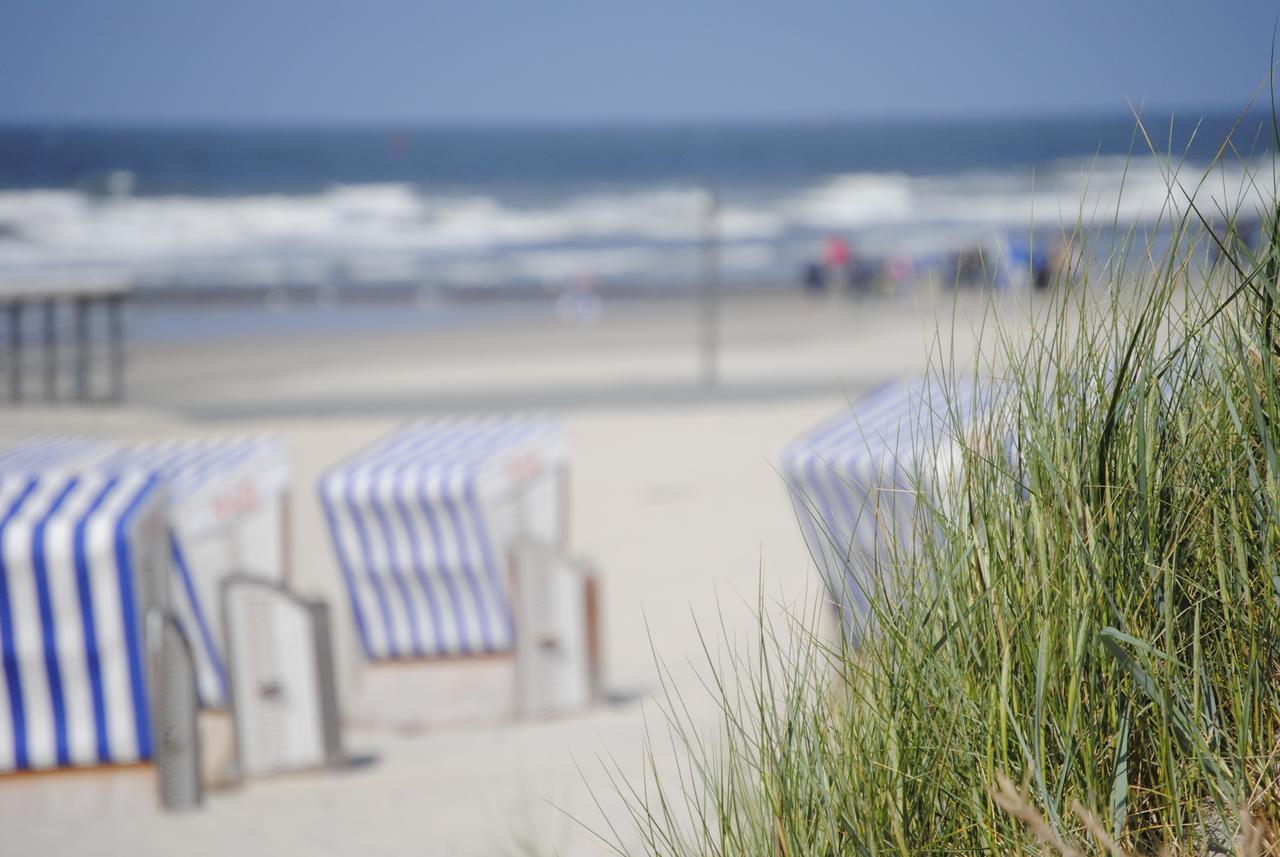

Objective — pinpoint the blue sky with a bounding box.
[1,1,1276,123]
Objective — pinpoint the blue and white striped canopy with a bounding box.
[319,415,566,661]
[110,436,285,505]
[782,376,995,633]
[0,466,166,771]
[0,434,287,750]
[0,436,115,473]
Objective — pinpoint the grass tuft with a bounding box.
[609,101,1280,855]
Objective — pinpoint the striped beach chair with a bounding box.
[319,414,599,720]
[0,456,169,775]
[782,376,997,637]
[0,435,289,706]
[0,434,340,799]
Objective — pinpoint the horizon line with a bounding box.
[0,103,1267,130]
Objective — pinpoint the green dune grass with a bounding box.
[605,109,1280,855]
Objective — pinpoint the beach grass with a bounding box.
[600,111,1280,855]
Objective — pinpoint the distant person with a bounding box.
[802,262,826,296]
[882,255,914,295]
[998,237,1035,291]
[849,253,876,292]
[823,235,852,291]
[996,235,1067,291]
[557,274,603,323]
[1045,236,1074,288]
[952,245,986,288]
[1030,243,1052,289]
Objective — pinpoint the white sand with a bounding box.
[1,290,1026,855]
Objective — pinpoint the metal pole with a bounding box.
[73,297,89,403]
[556,462,571,551]
[107,294,125,403]
[8,302,22,404]
[280,491,293,585]
[699,184,721,392]
[42,299,57,401]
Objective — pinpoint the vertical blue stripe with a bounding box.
[169,535,227,704]
[367,485,424,656]
[805,454,868,617]
[344,478,399,657]
[390,486,446,654]
[113,477,158,760]
[415,480,471,653]
[442,495,493,651]
[72,477,120,763]
[824,453,863,562]
[318,488,373,658]
[31,477,81,766]
[0,478,39,769]
[399,418,516,656]
[406,417,515,655]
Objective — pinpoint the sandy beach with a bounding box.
[1,289,1022,856]
[1,4,1268,850]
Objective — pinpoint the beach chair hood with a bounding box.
[318,414,567,661]
[782,376,999,635]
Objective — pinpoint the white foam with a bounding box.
[0,155,1269,289]
[784,156,1270,251]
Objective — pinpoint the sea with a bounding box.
[0,113,1273,337]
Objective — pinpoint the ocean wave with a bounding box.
[0,156,1269,289]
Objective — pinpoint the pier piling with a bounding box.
[1,284,131,406]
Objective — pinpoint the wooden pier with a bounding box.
[1,283,131,405]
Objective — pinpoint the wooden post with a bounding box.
[583,569,602,703]
[107,293,125,403]
[699,185,721,392]
[42,299,57,401]
[73,297,89,403]
[7,301,22,404]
